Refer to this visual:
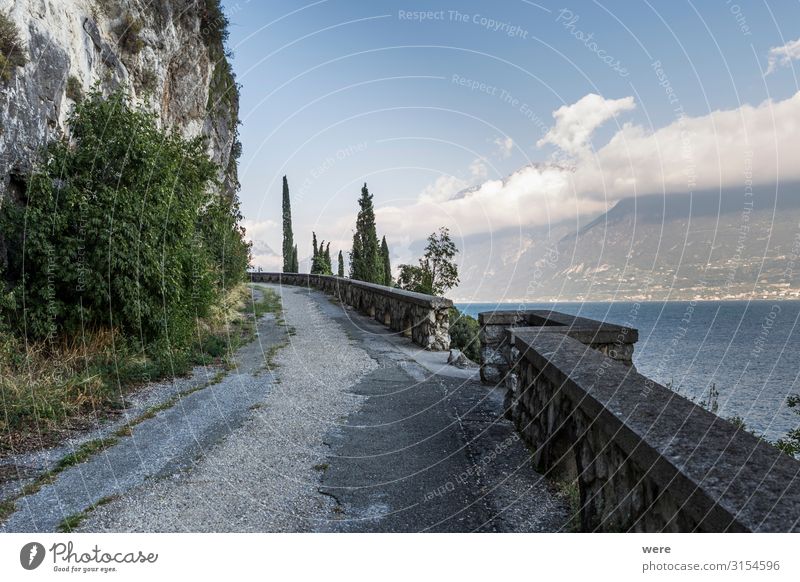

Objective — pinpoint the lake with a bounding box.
[456,300,800,442]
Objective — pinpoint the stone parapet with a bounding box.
[250,272,452,350]
[508,331,800,532]
[478,309,637,384]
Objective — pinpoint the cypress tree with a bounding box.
[337,250,344,277]
[381,236,391,286]
[281,176,295,272]
[311,233,322,274]
[349,231,362,279]
[350,183,383,283]
[291,245,298,273]
[324,242,332,275]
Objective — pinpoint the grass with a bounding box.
[0,498,15,521]
[0,283,283,524]
[0,362,232,525]
[54,437,118,471]
[56,495,118,532]
[249,286,282,318]
[556,479,582,532]
[0,284,255,454]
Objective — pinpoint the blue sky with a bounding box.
[220,0,800,271]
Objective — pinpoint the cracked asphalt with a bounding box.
[0,284,569,532]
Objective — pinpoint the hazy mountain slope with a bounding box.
[454,185,800,302]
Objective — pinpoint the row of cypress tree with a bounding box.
[280,178,391,286]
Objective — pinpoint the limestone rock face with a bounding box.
[0,0,239,200]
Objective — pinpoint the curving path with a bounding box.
[1,284,569,532]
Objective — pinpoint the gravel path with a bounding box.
[80,285,376,532]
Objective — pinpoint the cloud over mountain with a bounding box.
[377,90,800,242]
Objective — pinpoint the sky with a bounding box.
[220,0,800,274]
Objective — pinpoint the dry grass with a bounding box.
[0,330,118,440]
[0,284,254,455]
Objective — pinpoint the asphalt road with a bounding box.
[1,285,569,532]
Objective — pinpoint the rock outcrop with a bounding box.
[0,0,240,203]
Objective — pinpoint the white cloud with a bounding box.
[766,37,800,75]
[469,158,488,179]
[493,136,514,158]
[419,174,469,203]
[536,93,636,156]
[242,218,278,241]
[376,91,800,242]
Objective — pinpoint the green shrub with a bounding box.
[0,10,27,81]
[0,89,250,352]
[449,307,480,362]
[199,0,229,49]
[116,12,143,54]
[65,75,83,103]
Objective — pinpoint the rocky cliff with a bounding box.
[0,0,240,202]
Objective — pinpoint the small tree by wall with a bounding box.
[396,227,459,296]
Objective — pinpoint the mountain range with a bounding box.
[455,184,800,302]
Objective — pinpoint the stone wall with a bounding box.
[479,310,638,384]
[250,272,452,350]
[507,330,800,532]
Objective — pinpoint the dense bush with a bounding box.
[0,10,27,81]
[449,307,480,363]
[0,89,250,352]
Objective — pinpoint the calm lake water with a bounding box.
[456,300,800,441]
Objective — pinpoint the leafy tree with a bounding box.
[776,395,800,457]
[380,236,392,287]
[291,245,298,273]
[0,90,249,349]
[337,250,345,277]
[349,183,383,283]
[281,175,295,272]
[396,227,459,296]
